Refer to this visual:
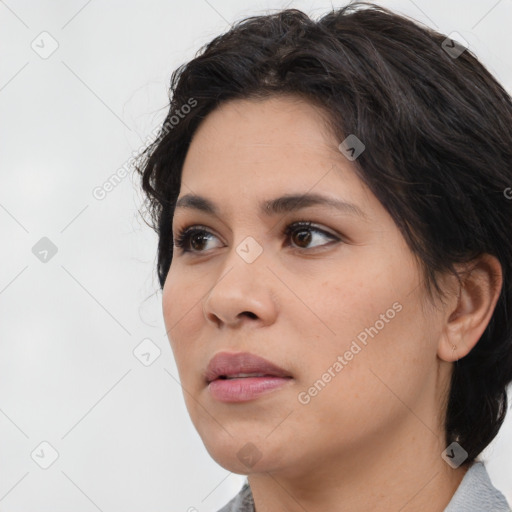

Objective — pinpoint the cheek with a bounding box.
[299,252,405,352]
[298,250,434,404]
[162,266,207,371]
[291,300,434,450]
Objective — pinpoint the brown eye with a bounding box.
[291,228,313,248]
[173,221,340,255]
[174,227,221,253]
[190,232,209,251]
[284,221,339,250]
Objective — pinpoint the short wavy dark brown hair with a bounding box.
[136,1,512,464]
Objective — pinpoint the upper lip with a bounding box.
[204,351,292,383]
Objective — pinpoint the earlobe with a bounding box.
[437,254,503,363]
[438,325,467,362]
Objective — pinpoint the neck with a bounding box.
[247,416,470,512]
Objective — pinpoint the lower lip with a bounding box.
[208,376,292,402]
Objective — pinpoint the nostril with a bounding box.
[241,311,258,319]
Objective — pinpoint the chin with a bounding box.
[201,431,278,473]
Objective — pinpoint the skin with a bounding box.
[162,95,503,511]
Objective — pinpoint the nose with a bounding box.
[202,247,279,329]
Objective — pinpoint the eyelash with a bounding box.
[173,221,341,255]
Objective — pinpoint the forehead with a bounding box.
[181,96,349,187]
[176,96,383,227]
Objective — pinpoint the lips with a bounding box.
[204,351,292,384]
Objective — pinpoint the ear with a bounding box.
[437,254,503,362]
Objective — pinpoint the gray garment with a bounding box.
[216,480,253,512]
[443,462,510,512]
[216,462,510,512]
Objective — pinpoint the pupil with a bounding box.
[191,233,207,250]
[295,230,311,247]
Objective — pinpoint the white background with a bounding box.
[1,0,511,510]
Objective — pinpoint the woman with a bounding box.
[136,2,512,510]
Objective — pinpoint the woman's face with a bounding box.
[163,95,450,478]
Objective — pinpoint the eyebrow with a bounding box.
[174,193,368,220]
